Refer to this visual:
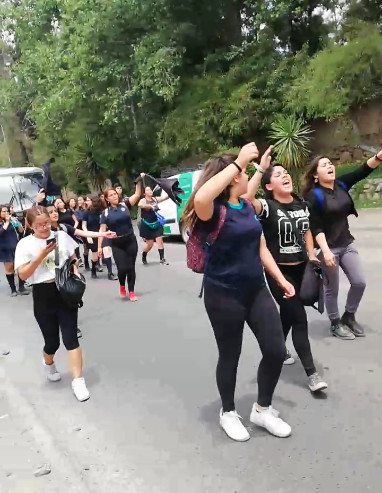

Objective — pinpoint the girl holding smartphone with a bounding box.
[15,206,90,402]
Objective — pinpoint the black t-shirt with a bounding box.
[52,223,76,239]
[100,199,133,237]
[74,209,86,228]
[83,210,101,232]
[306,162,375,249]
[196,199,265,290]
[0,221,19,250]
[141,198,158,223]
[258,197,309,264]
[58,209,75,227]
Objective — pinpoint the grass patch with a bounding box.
[336,161,382,179]
[354,198,382,209]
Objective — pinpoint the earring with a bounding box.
[314,178,318,183]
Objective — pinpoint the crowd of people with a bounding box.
[1,145,381,439]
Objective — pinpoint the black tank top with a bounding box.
[141,199,158,223]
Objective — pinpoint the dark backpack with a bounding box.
[186,205,226,274]
[54,233,86,309]
[186,205,227,298]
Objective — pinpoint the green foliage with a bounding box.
[268,115,313,169]
[0,0,381,192]
[287,27,382,119]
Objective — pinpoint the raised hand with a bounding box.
[259,145,273,171]
[36,188,46,204]
[236,142,259,169]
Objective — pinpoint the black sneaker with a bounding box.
[160,258,169,265]
[108,273,118,281]
[341,313,365,337]
[18,287,30,296]
[10,291,18,297]
[97,265,104,273]
[331,320,355,340]
[77,328,83,338]
[91,272,97,279]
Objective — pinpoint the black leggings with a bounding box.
[204,281,286,412]
[33,283,79,355]
[111,234,138,291]
[266,263,316,377]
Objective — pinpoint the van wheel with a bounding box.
[180,223,189,243]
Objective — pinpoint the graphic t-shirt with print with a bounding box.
[258,197,309,264]
[14,231,78,285]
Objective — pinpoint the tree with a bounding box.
[286,27,382,120]
[268,115,313,188]
[1,0,382,185]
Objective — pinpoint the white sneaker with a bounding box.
[72,377,90,402]
[283,350,295,365]
[308,372,328,392]
[43,360,61,382]
[220,409,250,442]
[250,404,291,438]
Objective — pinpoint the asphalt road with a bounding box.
[1,210,382,493]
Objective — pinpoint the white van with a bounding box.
[0,167,43,213]
[156,170,202,242]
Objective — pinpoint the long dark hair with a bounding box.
[0,204,9,224]
[53,197,65,211]
[87,194,105,213]
[181,153,238,230]
[67,197,77,210]
[301,156,325,198]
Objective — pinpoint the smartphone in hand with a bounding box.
[47,237,56,246]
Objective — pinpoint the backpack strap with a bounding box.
[313,187,324,210]
[198,205,227,298]
[314,181,348,211]
[54,231,60,268]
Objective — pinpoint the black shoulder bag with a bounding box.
[54,232,86,309]
[277,202,325,314]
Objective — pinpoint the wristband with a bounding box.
[256,166,265,174]
[232,161,242,174]
[375,154,382,162]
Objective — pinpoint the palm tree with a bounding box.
[74,135,107,192]
[268,115,313,190]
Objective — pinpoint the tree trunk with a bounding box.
[125,73,138,142]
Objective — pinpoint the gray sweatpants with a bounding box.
[318,243,366,321]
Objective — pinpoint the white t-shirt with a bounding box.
[14,231,78,285]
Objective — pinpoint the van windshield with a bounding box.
[0,172,42,211]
